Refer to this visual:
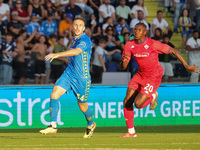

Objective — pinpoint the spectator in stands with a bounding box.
[26,13,42,35]
[7,11,24,38]
[172,0,187,33]
[0,33,18,85]
[75,0,94,21]
[120,32,130,50]
[188,0,196,24]
[116,0,131,23]
[56,0,69,16]
[102,17,113,35]
[28,30,40,49]
[159,34,176,82]
[115,17,130,36]
[27,0,45,22]
[58,13,73,38]
[15,29,37,84]
[126,0,137,9]
[130,10,149,36]
[88,0,103,21]
[44,0,60,22]
[99,0,116,25]
[104,25,122,70]
[179,9,192,52]
[195,0,200,30]
[186,30,200,83]
[0,14,7,40]
[118,26,134,43]
[152,28,163,42]
[92,38,121,83]
[150,10,173,39]
[31,35,47,84]
[131,0,148,19]
[0,0,10,24]
[45,33,57,84]
[87,14,101,43]
[63,0,82,19]
[41,12,57,36]
[29,0,45,5]
[51,36,69,83]
[11,0,30,25]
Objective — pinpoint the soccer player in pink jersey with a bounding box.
[120,23,200,138]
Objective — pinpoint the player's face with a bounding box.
[73,19,85,37]
[134,25,146,40]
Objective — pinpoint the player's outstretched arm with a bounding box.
[45,48,83,62]
[169,48,200,73]
[120,54,130,71]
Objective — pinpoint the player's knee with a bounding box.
[134,101,143,109]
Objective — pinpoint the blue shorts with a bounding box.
[55,73,91,103]
[181,31,191,38]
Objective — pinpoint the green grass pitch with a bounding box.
[0,125,199,150]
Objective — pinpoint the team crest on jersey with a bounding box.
[144,44,149,49]
[131,45,134,48]
[79,42,86,47]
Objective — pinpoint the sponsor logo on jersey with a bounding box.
[134,52,149,57]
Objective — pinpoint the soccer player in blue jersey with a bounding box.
[39,17,96,138]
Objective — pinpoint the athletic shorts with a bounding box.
[15,61,27,78]
[35,59,46,76]
[128,73,162,97]
[160,62,174,76]
[55,73,91,103]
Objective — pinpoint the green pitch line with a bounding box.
[0,125,199,150]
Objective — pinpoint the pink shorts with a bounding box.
[128,73,162,97]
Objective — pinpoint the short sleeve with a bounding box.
[163,19,169,27]
[77,37,91,52]
[111,6,115,13]
[152,40,171,54]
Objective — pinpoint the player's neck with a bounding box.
[135,37,146,44]
[75,34,83,40]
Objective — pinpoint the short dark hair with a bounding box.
[193,30,199,34]
[163,34,169,39]
[135,22,147,29]
[74,17,85,24]
[49,33,57,39]
[57,36,64,41]
[123,32,130,37]
[157,10,163,14]
[5,32,13,36]
[98,38,106,44]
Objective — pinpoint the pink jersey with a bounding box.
[123,37,171,79]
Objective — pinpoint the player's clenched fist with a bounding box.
[122,54,130,62]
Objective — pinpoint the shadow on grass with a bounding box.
[0,125,200,134]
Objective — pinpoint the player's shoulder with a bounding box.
[125,39,135,47]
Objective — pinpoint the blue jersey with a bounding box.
[64,33,92,79]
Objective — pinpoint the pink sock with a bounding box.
[124,106,134,129]
[141,96,153,108]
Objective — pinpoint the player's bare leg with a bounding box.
[79,102,96,138]
[39,86,66,134]
[150,91,158,110]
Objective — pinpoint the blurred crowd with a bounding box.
[0,0,200,85]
